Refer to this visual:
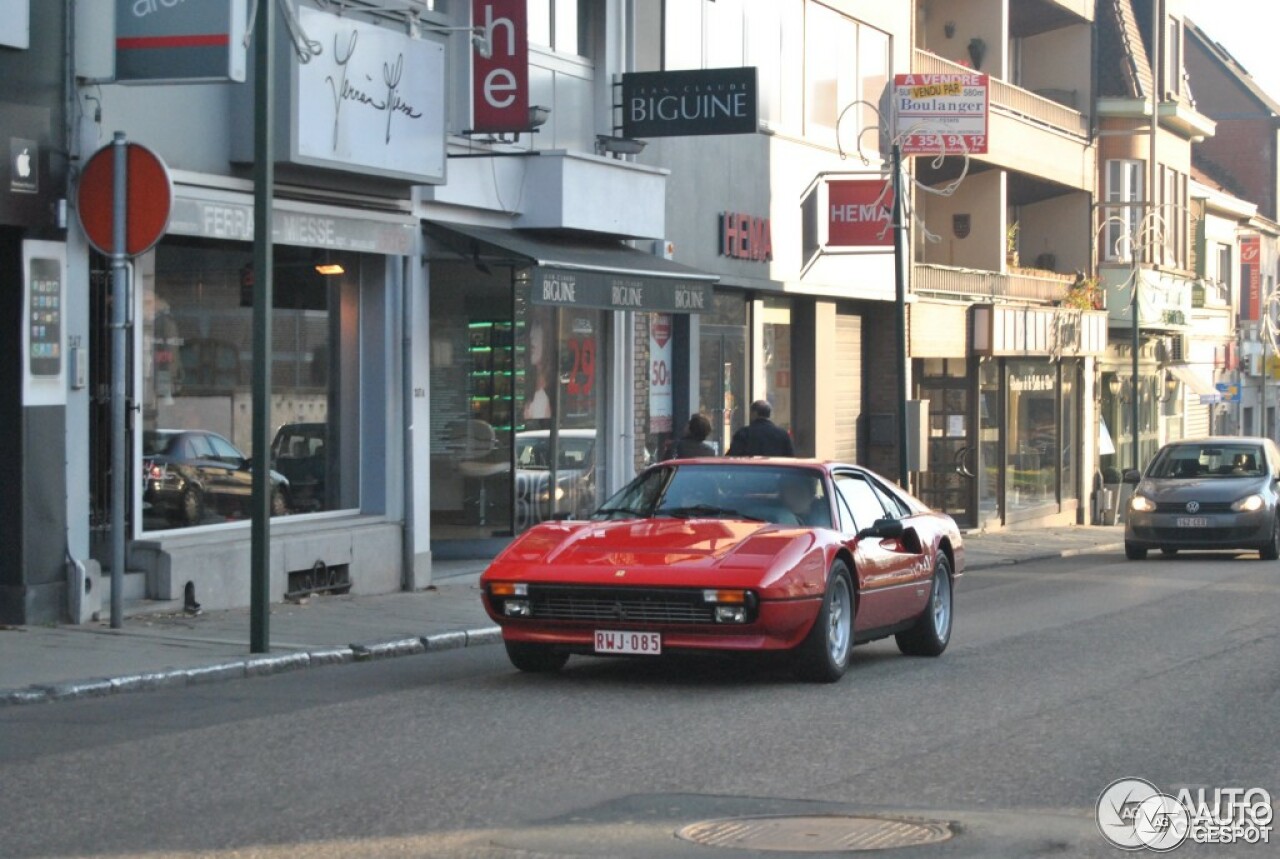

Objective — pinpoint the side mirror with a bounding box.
[1122,469,1142,485]
[857,517,904,541]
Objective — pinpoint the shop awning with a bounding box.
[424,222,718,314]
[1167,363,1217,396]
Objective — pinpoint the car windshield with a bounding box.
[142,431,181,457]
[516,436,593,471]
[1147,443,1266,479]
[592,463,832,527]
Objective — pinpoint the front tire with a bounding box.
[504,640,569,673]
[1125,541,1148,560]
[793,561,854,683]
[896,556,953,657]
[1259,516,1280,561]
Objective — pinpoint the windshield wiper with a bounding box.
[592,506,642,519]
[659,505,765,522]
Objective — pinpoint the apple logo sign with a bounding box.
[10,137,37,194]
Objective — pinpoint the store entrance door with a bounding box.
[915,359,976,528]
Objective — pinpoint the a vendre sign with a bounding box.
[472,0,528,134]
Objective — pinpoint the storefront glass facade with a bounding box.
[428,265,609,544]
[698,292,749,454]
[131,239,364,533]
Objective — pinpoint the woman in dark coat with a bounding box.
[669,413,717,459]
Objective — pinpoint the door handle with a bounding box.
[954,446,976,479]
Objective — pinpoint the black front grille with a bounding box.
[527,585,716,624]
[1153,501,1234,513]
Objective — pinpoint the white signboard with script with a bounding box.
[293,7,445,183]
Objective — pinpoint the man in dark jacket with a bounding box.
[727,400,794,457]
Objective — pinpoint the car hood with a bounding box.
[487,517,821,588]
[1138,475,1270,503]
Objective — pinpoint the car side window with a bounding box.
[833,473,890,533]
[866,475,910,519]
[186,434,215,460]
[834,489,857,535]
[208,435,241,462]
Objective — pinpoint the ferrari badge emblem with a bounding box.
[615,569,626,577]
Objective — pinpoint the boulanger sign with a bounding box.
[621,67,758,138]
[293,6,446,183]
[115,0,247,84]
[893,73,989,155]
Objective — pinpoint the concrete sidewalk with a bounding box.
[0,526,1124,706]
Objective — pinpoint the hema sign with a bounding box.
[293,6,446,184]
[115,0,247,83]
[621,67,758,138]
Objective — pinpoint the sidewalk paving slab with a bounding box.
[0,526,1124,707]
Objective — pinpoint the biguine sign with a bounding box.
[621,67,758,138]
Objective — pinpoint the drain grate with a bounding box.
[676,814,953,853]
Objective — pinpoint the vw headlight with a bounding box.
[1231,494,1265,512]
[1130,494,1156,512]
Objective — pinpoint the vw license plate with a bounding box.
[1176,517,1209,527]
[594,630,661,655]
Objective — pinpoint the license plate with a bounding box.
[1176,517,1209,527]
[594,630,661,655]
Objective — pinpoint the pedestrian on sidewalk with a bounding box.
[727,400,794,457]
[666,413,717,459]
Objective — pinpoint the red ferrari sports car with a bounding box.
[481,458,963,682]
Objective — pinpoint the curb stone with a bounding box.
[0,625,503,708]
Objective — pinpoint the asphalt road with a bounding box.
[3,550,1279,858]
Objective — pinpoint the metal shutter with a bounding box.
[834,312,862,463]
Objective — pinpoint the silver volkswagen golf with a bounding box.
[1123,437,1280,560]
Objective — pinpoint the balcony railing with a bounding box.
[913,50,1088,138]
[913,263,1074,303]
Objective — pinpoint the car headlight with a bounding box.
[1231,494,1265,512]
[1130,494,1156,512]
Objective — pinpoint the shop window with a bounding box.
[760,298,792,433]
[140,240,360,532]
[1005,361,1057,512]
[699,292,749,455]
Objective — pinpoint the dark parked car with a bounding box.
[1124,436,1280,560]
[143,429,290,527]
[270,423,328,512]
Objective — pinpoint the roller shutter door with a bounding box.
[834,312,862,462]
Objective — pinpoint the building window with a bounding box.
[528,0,589,56]
[1215,243,1232,288]
[1164,15,1182,98]
[140,240,362,532]
[1104,159,1143,262]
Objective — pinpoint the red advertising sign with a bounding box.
[472,0,528,134]
[827,179,893,247]
[1241,235,1261,321]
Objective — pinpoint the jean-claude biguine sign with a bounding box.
[621,67,758,138]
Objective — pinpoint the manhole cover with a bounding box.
[676,814,953,853]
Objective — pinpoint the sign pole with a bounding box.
[250,0,274,653]
[892,143,909,488]
[109,132,128,629]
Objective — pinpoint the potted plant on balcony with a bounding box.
[1006,221,1020,268]
[1061,273,1103,310]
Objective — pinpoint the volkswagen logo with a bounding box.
[1186,501,1200,513]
